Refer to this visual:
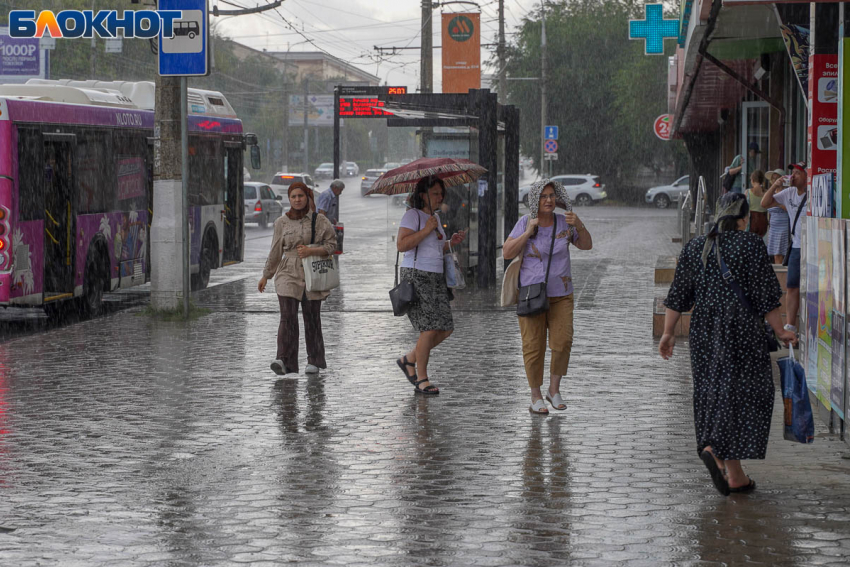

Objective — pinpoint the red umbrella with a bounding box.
[365,157,487,196]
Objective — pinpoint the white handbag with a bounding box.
[302,214,340,292]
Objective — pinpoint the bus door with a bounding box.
[43,134,76,298]
[222,144,243,264]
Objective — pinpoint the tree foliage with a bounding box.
[504,0,686,189]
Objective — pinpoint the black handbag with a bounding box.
[516,217,557,317]
[389,216,419,316]
[713,240,781,352]
[722,170,738,193]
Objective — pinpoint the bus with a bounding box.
[0,79,256,315]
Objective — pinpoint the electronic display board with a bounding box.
[338,86,407,118]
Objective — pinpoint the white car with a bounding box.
[645,175,690,209]
[270,172,317,198]
[314,162,334,178]
[518,175,607,207]
[345,161,360,177]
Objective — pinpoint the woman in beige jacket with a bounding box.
[259,182,337,375]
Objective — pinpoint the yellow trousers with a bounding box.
[517,294,574,388]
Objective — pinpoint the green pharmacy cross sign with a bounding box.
[629,4,679,55]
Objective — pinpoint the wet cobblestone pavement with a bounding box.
[1,194,850,565]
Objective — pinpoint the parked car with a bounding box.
[518,175,607,207]
[360,168,388,196]
[314,162,334,178]
[645,175,690,209]
[244,182,285,229]
[270,172,317,198]
[344,161,360,177]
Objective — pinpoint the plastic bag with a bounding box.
[777,343,815,444]
[444,243,465,289]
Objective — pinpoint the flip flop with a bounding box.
[729,478,756,494]
[700,450,730,496]
[529,399,549,415]
[396,356,417,385]
[545,392,566,410]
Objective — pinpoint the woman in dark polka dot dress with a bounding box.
[659,193,796,495]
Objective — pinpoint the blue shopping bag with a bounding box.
[777,344,815,444]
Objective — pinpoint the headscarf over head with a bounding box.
[286,182,315,220]
[527,178,572,219]
[701,192,749,266]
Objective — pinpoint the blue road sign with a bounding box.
[159,0,209,77]
[545,126,559,140]
[629,4,679,56]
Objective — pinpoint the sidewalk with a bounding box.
[0,206,849,566]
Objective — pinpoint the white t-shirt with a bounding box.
[399,208,446,273]
[773,188,806,249]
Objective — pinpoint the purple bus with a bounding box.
[0,80,251,314]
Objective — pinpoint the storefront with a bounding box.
[669,0,848,441]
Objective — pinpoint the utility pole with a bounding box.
[303,78,310,173]
[420,0,433,93]
[540,3,547,178]
[498,0,506,105]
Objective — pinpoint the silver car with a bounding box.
[645,175,690,209]
[360,168,388,196]
[244,182,285,229]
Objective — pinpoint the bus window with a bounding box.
[188,137,223,207]
[17,128,44,221]
[113,131,149,213]
[76,132,112,214]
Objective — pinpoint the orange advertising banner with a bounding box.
[442,12,480,94]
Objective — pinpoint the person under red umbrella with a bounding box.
[395,176,466,395]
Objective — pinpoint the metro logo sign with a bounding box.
[8,10,182,39]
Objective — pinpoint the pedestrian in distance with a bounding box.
[503,180,593,415]
[761,162,808,333]
[745,170,768,237]
[763,169,789,265]
[317,179,344,225]
[395,176,466,395]
[659,192,796,495]
[259,182,337,376]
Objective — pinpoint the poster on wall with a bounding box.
[816,218,834,410]
[806,216,819,391]
[808,53,838,205]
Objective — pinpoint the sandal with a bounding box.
[729,477,756,494]
[414,378,439,395]
[545,392,566,410]
[396,355,417,385]
[700,450,730,496]
[529,399,549,414]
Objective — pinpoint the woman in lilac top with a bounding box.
[503,180,593,414]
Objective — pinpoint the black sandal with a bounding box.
[397,356,417,385]
[414,378,439,395]
[729,478,756,494]
[700,450,730,496]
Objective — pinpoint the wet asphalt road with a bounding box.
[0,178,849,565]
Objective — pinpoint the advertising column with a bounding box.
[442,12,481,94]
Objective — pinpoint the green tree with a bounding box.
[504,0,686,193]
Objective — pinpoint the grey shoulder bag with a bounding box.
[516,217,557,317]
[389,214,419,316]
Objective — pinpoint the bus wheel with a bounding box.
[82,253,106,317]
[191,233,214,291]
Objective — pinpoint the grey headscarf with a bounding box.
[528,178,572,219]
[701,192,749,267]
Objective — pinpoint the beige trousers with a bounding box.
[517,294,574,388]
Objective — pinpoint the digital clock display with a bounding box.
[387,87,407,95]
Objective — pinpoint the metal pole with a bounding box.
[180,77,190,319]
[540,3,547,179]
[498,0,506,104]
[421,0,433,93]
[303,78,309,174]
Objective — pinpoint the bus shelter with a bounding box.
[332,86,520,289]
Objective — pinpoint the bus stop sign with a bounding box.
[159,0,210,77]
